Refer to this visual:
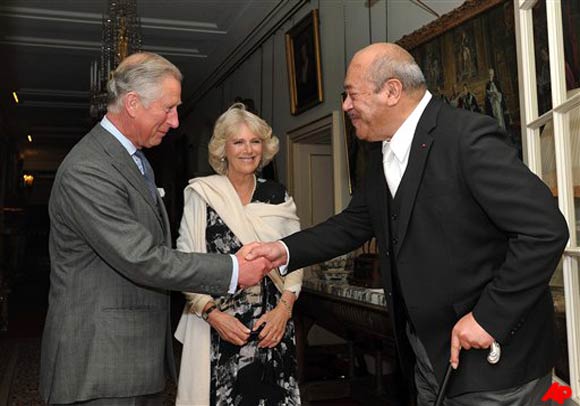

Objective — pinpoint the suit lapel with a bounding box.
[90,125,164,227]
[368,143,391,241]
[158,196,172,245]
[394,98,440,257]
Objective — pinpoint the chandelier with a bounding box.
[89,0,142,119]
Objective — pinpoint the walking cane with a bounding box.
[433,341,501,406]
[434,363,453,406]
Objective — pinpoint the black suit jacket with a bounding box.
[284,97,568,396]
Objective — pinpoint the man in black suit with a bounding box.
[247,43,569,405]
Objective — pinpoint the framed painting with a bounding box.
[397,0,522,157]
[285,9,324,115]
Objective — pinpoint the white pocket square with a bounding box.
[157,187,165,198]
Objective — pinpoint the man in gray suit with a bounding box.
[40,52,271,405]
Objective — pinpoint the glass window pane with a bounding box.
[539,117,557,195]
[571,104,580,248]
[539,116,571,383]
[551,258,569,384]
[540,105,580,246]
[533,1,552,115]
[573,193,580,247]
[533,2,580,112]
[562,1,580,91]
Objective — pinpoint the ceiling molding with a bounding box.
[2,36,206,57]
[143,45,206,58]
[0,6,101,25]
[19,101,87,109]
[142,16,218,30]
[18,88,88,98]
[141,23,225,35]
[0,6,226,34]
[0,36,100,52]
[13,89,88,109]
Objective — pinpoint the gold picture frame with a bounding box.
[285,9,324,115]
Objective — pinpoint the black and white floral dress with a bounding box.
[206,178,301,406]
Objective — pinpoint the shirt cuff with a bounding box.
[228,254,239,293]
[278,241,291,276]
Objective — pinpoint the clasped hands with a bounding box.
[235,241,288,289]
[205,295,293,348]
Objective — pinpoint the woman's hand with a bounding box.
[254,306,290,348]
[254,291,296,348]
[207,311,250,346]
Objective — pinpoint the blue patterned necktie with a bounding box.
[134,149,157,201]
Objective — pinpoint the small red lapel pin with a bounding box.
[421,143,427,149]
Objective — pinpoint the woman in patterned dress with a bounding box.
[174,103,303,406]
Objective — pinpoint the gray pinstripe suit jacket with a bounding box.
[40,124,232,404]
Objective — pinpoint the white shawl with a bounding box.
[174,175,303,405]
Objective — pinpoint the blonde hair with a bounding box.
[107,52,182,113]
[208,103,279,175]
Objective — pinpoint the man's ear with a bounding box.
[124,92,140,118]
[383,78,403,107]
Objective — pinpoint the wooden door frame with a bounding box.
[286,111,349,215]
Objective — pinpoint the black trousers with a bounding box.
[406,324,552,406]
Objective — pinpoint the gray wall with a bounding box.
[387,0,463,42]
[182,0,462,187]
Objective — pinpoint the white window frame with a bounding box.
[515,0,580,403]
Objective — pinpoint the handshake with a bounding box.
[235,241,288,289]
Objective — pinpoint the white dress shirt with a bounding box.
[382,90,432,196]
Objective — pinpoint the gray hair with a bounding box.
[208,103,279,175]
[366,53,425,93]
[107,52,182,113]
